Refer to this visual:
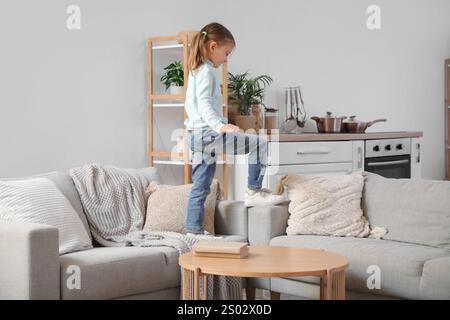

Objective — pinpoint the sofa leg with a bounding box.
[245,285,255,300]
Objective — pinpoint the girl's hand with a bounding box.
[219,124,242,133]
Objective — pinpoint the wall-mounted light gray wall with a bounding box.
[0,0,449,181]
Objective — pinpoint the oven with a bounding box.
[365,138,412,179]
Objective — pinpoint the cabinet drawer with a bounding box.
[268,141,353,165]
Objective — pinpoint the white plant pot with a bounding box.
[169,85,184,95]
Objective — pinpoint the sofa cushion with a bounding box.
[1,167,161,243]
[362,172,450,250]
[0,178,93,254]
[59,246,180,299]
[270,235,450,299]
[420,256,450,299]
[59,233,246,300]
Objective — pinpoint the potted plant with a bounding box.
[160,60,184,95]
[228,71,273,132]
[227,71,248,125]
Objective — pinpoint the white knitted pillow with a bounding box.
[0,178,93,254]
[278,173,370,237]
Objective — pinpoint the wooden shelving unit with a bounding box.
[446,59,450,179]
[147,31,230,198]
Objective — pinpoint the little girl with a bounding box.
[185,22,284,236]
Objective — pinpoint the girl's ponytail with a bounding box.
[188,22,235,74]
[188,31,205,74]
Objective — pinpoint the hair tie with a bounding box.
[201,31,208,38]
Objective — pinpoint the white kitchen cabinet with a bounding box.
[268,141,353,165]
[233,140,364,201]
[232,137,421,201]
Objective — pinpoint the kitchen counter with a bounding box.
[234,131,423,201]
[266,131,423,142]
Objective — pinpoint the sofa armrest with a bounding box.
[214,200,247,238]
[248,203,290,245]
[0,221,60,299]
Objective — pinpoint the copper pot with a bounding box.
[343,116,387,133]
[311,112,347,133]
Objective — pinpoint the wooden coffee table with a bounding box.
[179,245,349,300]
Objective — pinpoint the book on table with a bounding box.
[192,240,249,259]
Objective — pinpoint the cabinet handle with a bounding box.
[367,159,409,167]
[357,146,363,169]
[296,150,330,155]
[416,143,421,163]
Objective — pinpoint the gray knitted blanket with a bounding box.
[69,163,242,300]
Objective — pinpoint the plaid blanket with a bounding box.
[69,163,242,299]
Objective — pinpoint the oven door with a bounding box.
[364,155,411,178]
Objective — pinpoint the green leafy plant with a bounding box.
[228,72,273,115]
[160,60,184,90]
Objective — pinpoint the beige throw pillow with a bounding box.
[277,173,370,237]
[143,179,222,234]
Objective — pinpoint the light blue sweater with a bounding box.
[184,59,228,133]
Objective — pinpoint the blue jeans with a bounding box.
[186,128,268,234]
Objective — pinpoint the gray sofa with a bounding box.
[247,173,450,300]
[2,169,449,300]
[0,169,248,300]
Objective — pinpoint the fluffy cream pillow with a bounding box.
[0,178,93,254]
[277,173,370,237]
[143,179,222,234]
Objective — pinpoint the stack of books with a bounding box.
[192,240,249,259]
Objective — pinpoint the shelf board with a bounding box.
[151,151,183,158]
[153,160,228,165]
[151,102,226,108]
[153,160,185,165]
[152,44,184,50]
[150,100,227,108]
[153,103,184,108]
[150,94,185,101]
